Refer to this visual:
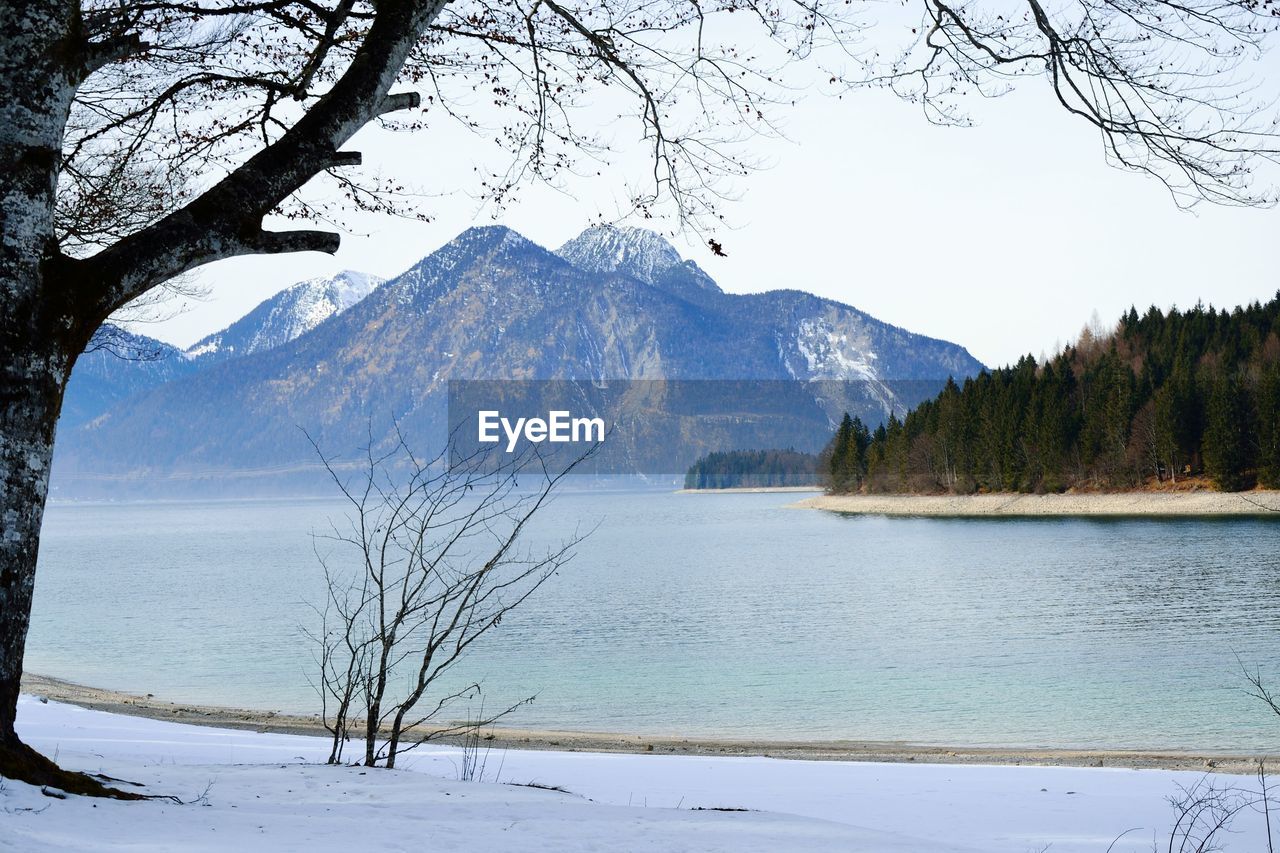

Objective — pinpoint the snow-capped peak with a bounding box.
[556,225,683,286]
[187,270,384,360]
[326,270,383,312]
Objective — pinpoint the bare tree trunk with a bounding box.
[0,2,135,796]
[365,696,381,767]
[385,694,417,769]
[0,347,71,775]
[0,317,145,800]
[0,0,72,760]
[0,335,149,800]
[365,654,389,766]
[385,726,402,769]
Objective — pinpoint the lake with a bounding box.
[25,490,1280,751]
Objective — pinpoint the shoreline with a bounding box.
[794,490,1280,517]
[676,486,821,494]
[20,673,1265,774]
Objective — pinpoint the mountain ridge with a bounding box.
[52,225,984,495]
[61,270,384,430]
[188,269,383,360]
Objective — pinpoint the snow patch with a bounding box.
[556,226,683,285]
[6,696,1271,853]
[793,318,880,382]
[791,318,900,413]
[187,270,383,360]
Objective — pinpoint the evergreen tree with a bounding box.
[686,449,820,489]
[1257,364,1280,488]
[851,415,872,480]
[884,413,909,492]
[836,292,1280,495]
[933,378,967,491]
[1201,372,1253,491]
[827,413,856,494]
[823,412,872,494]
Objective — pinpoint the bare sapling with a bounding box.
[306,428,593,769]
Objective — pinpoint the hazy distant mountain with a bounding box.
[60,271,382,431]
[187,270,383,360]
[52,226,983,495]
[59,327,203,430]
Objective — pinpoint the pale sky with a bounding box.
[141,80,1280,369]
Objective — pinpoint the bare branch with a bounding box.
[247,228,342,255]
[304,425,597,768]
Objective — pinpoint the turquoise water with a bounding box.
[25,491,1280,751]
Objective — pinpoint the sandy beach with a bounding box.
[20,673,1265,774]
[794,490,1280,517]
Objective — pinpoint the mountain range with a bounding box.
[62,270,382,431]
[51,226,984,495]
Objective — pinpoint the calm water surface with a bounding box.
[26,491,1280,751]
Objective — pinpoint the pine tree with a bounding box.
[827,413,856,494]
[1255,364,1280,488]
[845,292,1280,495]
[1203,372,1253,491]
[850,415,871,490]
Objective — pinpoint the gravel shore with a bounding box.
[794,491,1280,517]
[19,674,1264,773]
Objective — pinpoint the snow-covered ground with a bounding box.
[2,696,1272,852]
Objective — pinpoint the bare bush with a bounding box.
[1143,664,1280,853]
[1162,763,1277,853]
[306,431,592,769]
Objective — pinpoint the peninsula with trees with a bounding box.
[803,296,1280,516]
[684,296,1280,512]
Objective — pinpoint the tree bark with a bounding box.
[0,1,134,796]
[0,234,141,797]
[0,353,64,738]
[0,343,134,795]
[1,0,74,736]
[0,0,445,794]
